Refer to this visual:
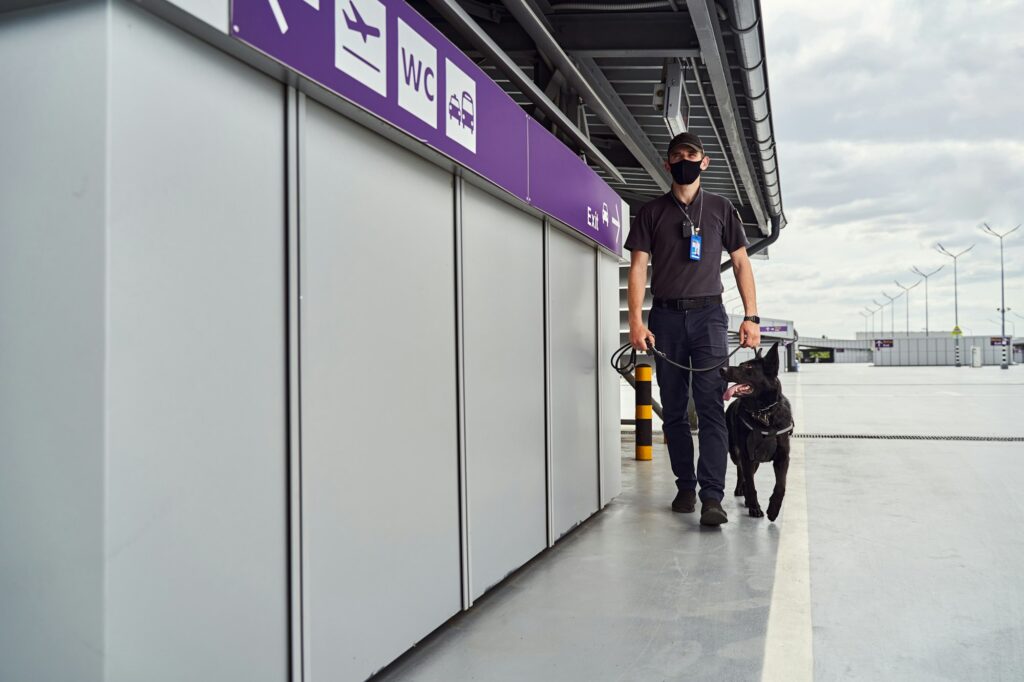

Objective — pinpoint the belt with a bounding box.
[652,294,722,310]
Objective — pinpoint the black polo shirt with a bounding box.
[624,189,749,299]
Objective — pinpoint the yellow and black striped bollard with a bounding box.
[635,364,653,460]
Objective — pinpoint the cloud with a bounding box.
[765,0,1024,143]
[756,0,1024,338]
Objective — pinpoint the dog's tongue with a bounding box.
[723,383,747,401]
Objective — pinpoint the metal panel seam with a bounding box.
[594,248,603,508]
[454,173,472,609]
[285,84,304,682]
[543,218,554,547]
[296,90,312,682]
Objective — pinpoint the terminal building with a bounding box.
[797,332,1021,366]
[0,1,787,680]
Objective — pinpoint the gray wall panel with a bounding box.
[461,182,546,600]
[0,4,107,681]
[104,3,289,680]
[548,227,600,537]
[301,98,461,681]
[598,253,623,505]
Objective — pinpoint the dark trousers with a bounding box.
[646,303,730,502]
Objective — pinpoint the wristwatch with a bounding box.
[743,315,760,324]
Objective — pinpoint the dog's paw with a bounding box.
[748,505,764,518]
[766,497,783,521]
[733,484,745,496]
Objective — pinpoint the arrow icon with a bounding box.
[611,202,622,247]
[268,0,320,34]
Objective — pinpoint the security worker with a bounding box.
[625,132,761,526]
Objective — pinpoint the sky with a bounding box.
[749,0,1024,339]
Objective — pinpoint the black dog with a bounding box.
[719,342,794,521]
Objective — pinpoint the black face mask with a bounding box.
[670,158,703,185]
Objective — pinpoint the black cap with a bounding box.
[667,132,704,157]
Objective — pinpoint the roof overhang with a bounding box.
[416,0,787,249]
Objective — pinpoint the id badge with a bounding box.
[689,233,702,261]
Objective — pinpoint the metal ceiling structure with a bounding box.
[416,0,787,255]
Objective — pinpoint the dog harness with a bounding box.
[739,402,794,463]
[742,401,795,437]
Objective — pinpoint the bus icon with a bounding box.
[448,91,474,132]
[460,92,474,131]
[445,59,476,152]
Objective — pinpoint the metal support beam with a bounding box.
[570,48,701,59]
[686,0,769,233]
[577,99,590,139]
[431,10,702,56]
[531,54,553,122]
[574,57,670,191]
[501,0,670,192]
[425,0,626,184]
[548,11,701,53]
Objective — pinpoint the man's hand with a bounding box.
[739,320,761,348]
[630,321,655,352]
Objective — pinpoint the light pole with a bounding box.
[881,290,903,337]
[910,264,944,336]
[1013,313,1023,360]
[859,310,870,337]
[894,278,922,337]
[873,298,888,336]
[865,304,880,336]
[981,223,1021,369]
[935,242,975,329]
[936,242,975,367]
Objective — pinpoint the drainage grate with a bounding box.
[793,433,1024,443]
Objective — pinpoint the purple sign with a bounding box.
[527,118,626,254]
[991,336,1010,346]
[759,325,788,333]
[230,0,623,255]
[874,339,894,349]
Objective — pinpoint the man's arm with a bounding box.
[729,246,761,348]
[628,250,655,351]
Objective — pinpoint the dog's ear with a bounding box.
[764,342,780,377]
[755,347,763,359]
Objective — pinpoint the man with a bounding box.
[624,131,761,527]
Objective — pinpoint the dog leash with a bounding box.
[611,341,742,376]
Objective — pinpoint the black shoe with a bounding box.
[672,489,696,513]
[700,499,729,526]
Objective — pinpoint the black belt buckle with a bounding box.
[654,295,717,311]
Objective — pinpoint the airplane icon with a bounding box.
[342,0,380,43]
